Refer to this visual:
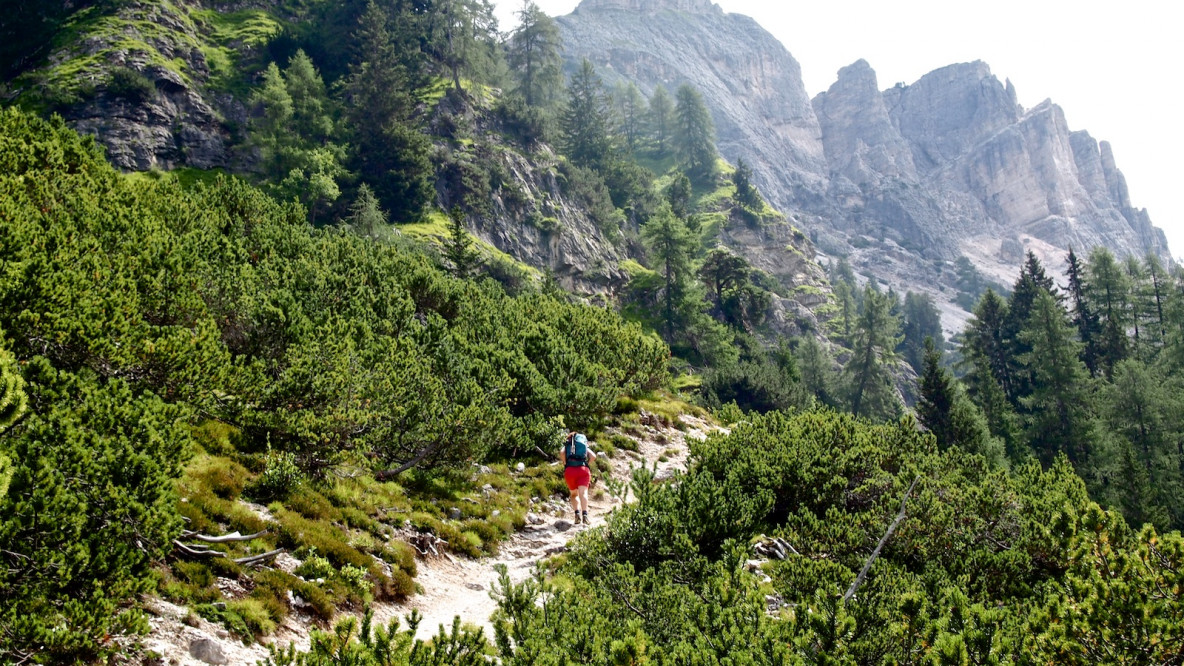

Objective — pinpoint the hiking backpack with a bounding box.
[565,434,589,468]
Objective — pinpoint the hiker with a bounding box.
[561,431,596,525]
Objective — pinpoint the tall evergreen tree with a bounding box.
[344,2,433,222]
[842,286,902,421]
[506,1,562,109]
[673,84,717,181]
[795,336,837,408]
[900,292,944,374]
[665,172,692,220]
[1000,251,1057,403]
[1064,247,1102,376]
[1018,290,1098,466]
[1144,254,1171,353]
[1086,247,1131,376]
[963,289,1014,402]
[732,158,759,209]
[641,204,698,343]
[647,85,674,155]
[561,60,614,171]
[918,338,1005,466]
[614,82,647,153]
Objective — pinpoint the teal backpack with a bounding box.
[565,434,589,468]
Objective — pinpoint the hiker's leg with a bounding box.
[578,485,590,513]
[569,488,580,516]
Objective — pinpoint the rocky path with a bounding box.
[142,415,713,665]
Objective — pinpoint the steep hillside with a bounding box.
[558,0,1172,330]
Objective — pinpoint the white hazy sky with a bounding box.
[493,0,1184,259]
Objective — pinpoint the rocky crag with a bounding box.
[559,0,1171,330]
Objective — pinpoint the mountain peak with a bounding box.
[574,0,719,15]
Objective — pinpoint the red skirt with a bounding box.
[564,466,591,490]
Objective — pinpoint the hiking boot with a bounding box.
[572,512,581,525]
[582,511,589,524]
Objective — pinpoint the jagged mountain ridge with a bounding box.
[558,0,1170,328]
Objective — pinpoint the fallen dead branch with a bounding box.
[843,476,920,604]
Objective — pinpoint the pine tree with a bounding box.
[561,60,615,171]
[673,84,717,181]
[732,158,760,209]
[0,333,26,431]
[1144,254,1171,354]
[647,85,673,155]
[507,1,562,109]
[251,62,295,177]
[842,286,902,420]
[1019,290,1098,466]
[963,289,1014,401]
[444,206,480,279]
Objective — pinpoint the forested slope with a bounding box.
[0,108,666,663]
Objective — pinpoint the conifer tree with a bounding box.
[641,204,698,342]
[561,60,614,171]
[426,0,500,93]
[842,286,902,420]
[647,85,673,155]
[346,184,387,238]
[1087,247,1131,376]
[615,83,648,153]
[0,334,26,431]
[1019,290,1097,465]
[1065,247,1102,376]
[1001,251,1057,403]
[507,1,562,109]
[1144,253,1171,352]
[900,292,943,374]
[445,206,480,279]
[795,336,837,407]
[918,338,1004,465]
[344,2,433,222]
[732,158,759,209]
[673,84,717,180]
[665,172,692,220]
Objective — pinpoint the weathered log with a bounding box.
[181,530,268,544]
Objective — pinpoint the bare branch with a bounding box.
[843,476,920,605]
[180,530,268,544]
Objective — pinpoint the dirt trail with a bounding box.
[142,415,713,664]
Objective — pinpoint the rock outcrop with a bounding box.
[558,0,829,210]
[559,0,1171,329]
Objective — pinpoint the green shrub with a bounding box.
[248,446,304,501]
[107,67,157,103]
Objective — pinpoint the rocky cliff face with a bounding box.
[558,0,829,209]
[559,0,1171,330]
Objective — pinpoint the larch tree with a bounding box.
[842,286,902,421]
[647,85,674,155]
[561,60,615,172]
[507,1,563,109]
[673,84,717,181]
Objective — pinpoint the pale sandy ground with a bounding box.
[139,415,715,665]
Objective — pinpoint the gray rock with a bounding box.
[188,638,228,665]
[449,507,463,520]
[554,519,574,532]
